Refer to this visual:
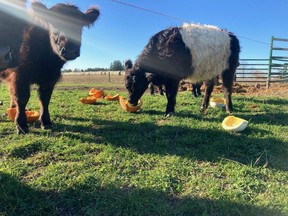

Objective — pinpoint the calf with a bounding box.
[0,2,99,134]
[125,23,240,116]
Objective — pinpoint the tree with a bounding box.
[110,60,124,71]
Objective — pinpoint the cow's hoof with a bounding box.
[16,126,29,135]
[41,124,53,130]
[165,112,174,117]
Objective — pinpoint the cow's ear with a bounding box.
[31,1,48,15]
[83,7,100,27]
[31,1,50,23]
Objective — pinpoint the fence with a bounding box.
[236,37,288,88]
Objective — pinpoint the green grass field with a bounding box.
[0,75,288,215]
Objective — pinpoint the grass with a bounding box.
[0,77,288,215]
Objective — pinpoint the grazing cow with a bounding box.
[125,23,240,116]
[0,1,100,134]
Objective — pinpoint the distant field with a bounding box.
[59,72,126,90]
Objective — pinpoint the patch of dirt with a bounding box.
[179,80,288,97]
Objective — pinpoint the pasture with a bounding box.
[0,73,288,215]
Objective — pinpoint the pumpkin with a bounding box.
[80,95,97,104]
[222,116,248,132]
[210,96,226,108]
[7,108,40,122]
[119,96,142,113]
[89,88,104,98]
[105,94,119,101]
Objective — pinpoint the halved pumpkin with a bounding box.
[222,116,248,132]
[7,108,40,122]
[119,96,142,113]
[105,94,119,101]
[80,95,97,104]
[89,88,104,98]
[210,96,226,108]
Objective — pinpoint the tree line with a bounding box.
[62,60,124,72]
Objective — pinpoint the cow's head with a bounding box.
[124,60,149,106]
[31,2,100,61]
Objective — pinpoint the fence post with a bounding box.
[267,36,274,89]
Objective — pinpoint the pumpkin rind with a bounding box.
[105,94,119,101]
[119,97,142,112]
[222,116,248,132]
[89,88,104,98]
[80,96,97,104]
[210,96,226,108]
[7,108,40,122]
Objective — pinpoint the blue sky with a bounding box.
[28,0,288,69]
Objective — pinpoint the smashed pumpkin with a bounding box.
[80,95,97,104]
[210,96,226,108]
[89,88,104,98]
[222,116,248,132]
[7,108,40,122]
[105,94,119,101]
[119,96,142,113]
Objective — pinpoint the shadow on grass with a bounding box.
[46,115,288,172]
[0,172,285,216]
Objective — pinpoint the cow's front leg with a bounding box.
[38,84,55,130]
[164,79,179,117]
[14,81,30,134]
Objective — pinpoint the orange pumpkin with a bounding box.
[7,108,40,122]
[80,95,97,104]
[88,88,104,98]
[119,96,142,113]
[105,94,119,101]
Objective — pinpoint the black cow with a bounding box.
[0,1,99,134]
[125,23,240,116]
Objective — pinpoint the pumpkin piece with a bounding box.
[25,111,40,122]
[210,96,226,108]
[222,116,248,132]
[105,94,119,101]
[89,88,104,98]
[80,95,97,104]
[7,108,40,122]
[119,96,142,113]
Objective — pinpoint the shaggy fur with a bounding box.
[0,1,99,134]
[125,23,240,116]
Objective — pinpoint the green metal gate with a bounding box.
[267,37,288,88]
